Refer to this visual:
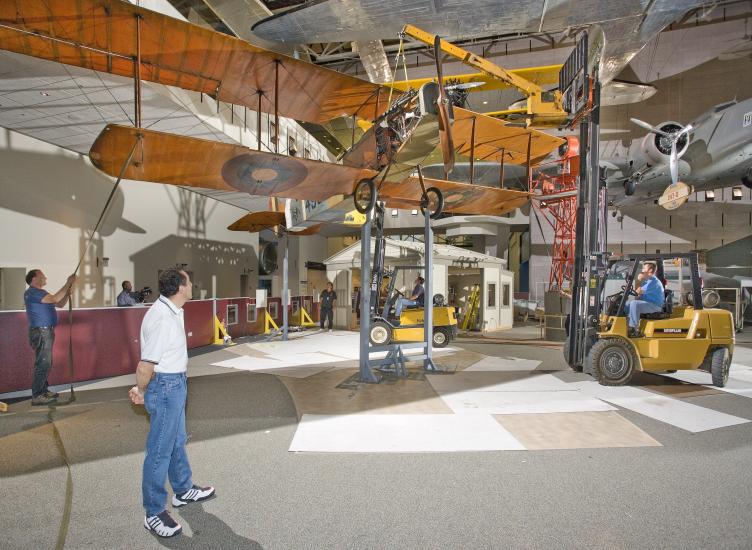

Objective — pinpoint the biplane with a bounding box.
[0,0,564,222]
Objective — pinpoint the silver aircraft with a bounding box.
[605,98,752,208]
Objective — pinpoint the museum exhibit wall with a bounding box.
[0,128,261,308]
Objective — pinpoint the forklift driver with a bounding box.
[625,261,664,337]
[394,276,425,325]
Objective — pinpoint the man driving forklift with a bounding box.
[625,261,664,338]
[393,276,425,324]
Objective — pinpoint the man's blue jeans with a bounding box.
[395,298,419,319]
[142,372,193,517]
[625,300,662,328]
[28,327,54,398]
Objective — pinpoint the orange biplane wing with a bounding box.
[451,107,565,165]
[0,0,387,123]
[378,177,530,216]
[90,124,531,216]
[228,211,285,231]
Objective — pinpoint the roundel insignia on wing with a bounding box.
[442,188,477,207]
[222,154,308,195]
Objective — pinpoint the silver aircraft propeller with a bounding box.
[630,118,693,186]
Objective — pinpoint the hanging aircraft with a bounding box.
[604,97,752,209]
[251,0,714,85]
[0,0,563,222]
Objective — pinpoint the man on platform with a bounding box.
[24,269,76,406]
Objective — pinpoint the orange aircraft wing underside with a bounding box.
[0,0,387,123]
[90,124,531,216]
[452,107,565,165]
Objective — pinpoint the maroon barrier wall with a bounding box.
[0,295,319,394]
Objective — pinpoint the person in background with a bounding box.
[117,280,139,307]
[128,269,214,538]
[394,276,425,324]
[319,281,337,332]
[24,269,77,406]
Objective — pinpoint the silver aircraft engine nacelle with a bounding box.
[639,121,690,166]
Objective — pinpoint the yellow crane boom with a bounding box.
[400,24,568,128]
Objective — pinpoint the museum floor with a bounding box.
[2,328,752,549]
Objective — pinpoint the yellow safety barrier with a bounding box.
[299,306,316,327]
[264,310,279,334]
[213,315,234,345]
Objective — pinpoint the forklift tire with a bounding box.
[563,339,583,372]
[353,178,376,214]
[710,347,731,388]
[588,338,637,386]
[369,320,392,346]
[432,327,450,348]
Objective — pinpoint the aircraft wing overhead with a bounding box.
[89,124,376,202]
[0,0,387,124]
[228,211,285,231]
[451,107,565,165]
[379,177,531,216]
[391,65,562,93]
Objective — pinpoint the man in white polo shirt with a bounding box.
[128,269,214,538]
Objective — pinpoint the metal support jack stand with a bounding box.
[357,195,441,383]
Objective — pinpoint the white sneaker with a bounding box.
[172,484,215,507]
[144,510,182,537]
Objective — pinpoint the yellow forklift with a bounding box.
[572,253,735,386]
[368,265,458,348]
[560,33,734,387]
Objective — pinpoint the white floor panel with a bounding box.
[570,381,750,432]
[663,370,752,397]
[464,356,542,372]
[434,390,616,415]
[289,414,526,452]
[427,372,571,393]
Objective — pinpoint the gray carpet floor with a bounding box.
[2,338,752,549]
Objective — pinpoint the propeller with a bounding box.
[434,35,455,178]
[630,118,693,186]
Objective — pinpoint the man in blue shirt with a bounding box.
[394,276,425,324]
[24,269,77,405]
[117,280,139,307]
[625,261,664,337]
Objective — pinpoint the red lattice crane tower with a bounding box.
[531,137,579,291]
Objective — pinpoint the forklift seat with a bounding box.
[640,289,674,320]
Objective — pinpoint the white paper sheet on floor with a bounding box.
[289,414,526,452]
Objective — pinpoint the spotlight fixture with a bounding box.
[704,190,715,202]
[539,201,548,208]
[40,91,49,96]
[732,186,743,200]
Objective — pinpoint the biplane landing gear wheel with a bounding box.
[624,180,636,196]
[420,186,444,219]
[354,178,376,214]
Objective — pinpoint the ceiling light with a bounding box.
[411,209,418,216]
[732,186,743,200]
[704,190,715,202]
[482,100,488,105]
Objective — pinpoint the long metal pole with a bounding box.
[274,60,280,154]
[424,208,436,371]
[257,91,262,151]
[134,14,142,128]
[358,207,379,383]
[498,148,505,188]
[469,117,476,184]
[282,234,289,341]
